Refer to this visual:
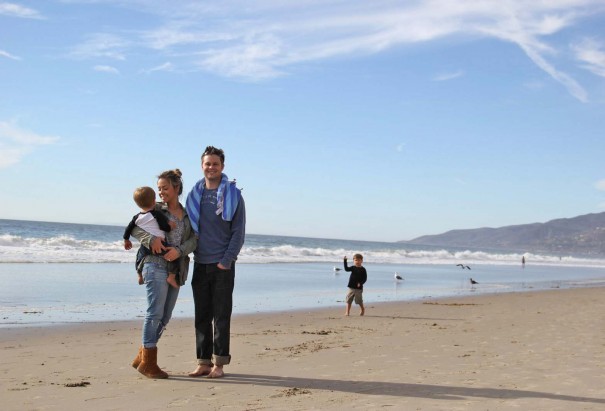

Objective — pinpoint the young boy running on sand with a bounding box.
[343,254,367,316]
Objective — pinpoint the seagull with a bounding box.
[394,272,403,281]
[456,264,471,270]
[333,266,341,272]
[469,278,478,285]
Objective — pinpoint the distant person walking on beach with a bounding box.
[522,256,526,268]
[186,146,246,379]
[123,186,180,289]
[129,169,197,379]
[344,254,367,316]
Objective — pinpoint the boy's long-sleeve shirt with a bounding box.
[344,260,367,290]
[123,209,172,240]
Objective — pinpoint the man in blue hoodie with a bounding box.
[186,146,246,379]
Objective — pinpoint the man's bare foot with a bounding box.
[207,365,224,379]
[360,310,365,316]
[188,364,212,377]
[166,275,180,289]
[345,311,350,316]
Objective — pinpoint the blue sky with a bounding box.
[1,1,605,242]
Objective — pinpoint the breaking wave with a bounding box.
[1,233,604,267]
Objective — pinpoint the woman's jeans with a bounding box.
[142,262,179,348]
[191,262,235,366]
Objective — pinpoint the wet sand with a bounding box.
[1,287,604,410]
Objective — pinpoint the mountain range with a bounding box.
[403,212,605,256]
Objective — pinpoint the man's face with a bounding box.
[202,154,225,183]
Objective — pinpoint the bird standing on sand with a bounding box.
[469,278,478,285]
[333,266,341,272]
[394,272,403,280]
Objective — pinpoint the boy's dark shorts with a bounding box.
[346,288,363,305]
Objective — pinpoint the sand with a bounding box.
[1,287,604,410]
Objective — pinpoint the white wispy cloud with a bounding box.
[0,2,43,19]
[573,38,605,77]
[141,22,236,50]
[198,36,286,80]
[0,49,20,60]
[143,62,175,74]
[433,70,464,82]
[594,179,605,191]
[0,121,59,168]
[67,1,605,99]
[518,41,588,102]
[93,65,120,74]
[69,33,130,60]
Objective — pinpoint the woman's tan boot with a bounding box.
[137,347,168,379]
[131,346,143,369]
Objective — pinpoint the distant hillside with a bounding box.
[404,212,605,256]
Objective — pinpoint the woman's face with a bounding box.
[157,178,177,204]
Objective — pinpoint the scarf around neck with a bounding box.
[186,173,240,235]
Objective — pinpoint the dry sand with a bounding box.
[1,287,604,410]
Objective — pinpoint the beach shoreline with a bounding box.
[2,287,604,410]
[4,260,605,328]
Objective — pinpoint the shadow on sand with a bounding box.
[171,373,605,404]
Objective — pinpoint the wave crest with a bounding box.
[1,234,604,267]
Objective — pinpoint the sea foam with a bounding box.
[1,233,604,267]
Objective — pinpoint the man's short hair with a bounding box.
[202,146,225,164]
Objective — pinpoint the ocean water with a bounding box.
[1,219,605,327]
